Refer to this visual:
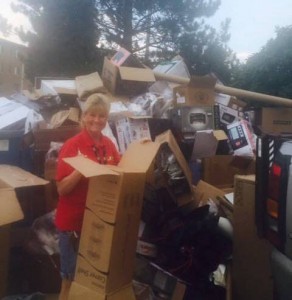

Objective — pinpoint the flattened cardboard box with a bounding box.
[69,281,135,300]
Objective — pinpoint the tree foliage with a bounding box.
[95,0,238,83]
[232,26,292,98]
[12,0,237,84]
[13,0,100,80]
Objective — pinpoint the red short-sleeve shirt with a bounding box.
[55,129,120,232]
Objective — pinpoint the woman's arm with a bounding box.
[56,169,83,196]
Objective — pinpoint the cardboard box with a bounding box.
[75,72,106,99]
[50,107,80,128]
[193,180,233,222]
[69,281,136,300]
[150,56,190,94]
[40,79,77,96]
[33,124,81,151]
[202,155,255,188]
[259,107,292,133]
[215,93,246,111]
[218,104,239,125]
[191,130,228,159]
[65,150,148,293]
[173,75,216,107]
[232,175,273,300]
[0,165,48,297]
[171,106,215,135]
[114,116,151,154]
[0,165,48,226]
[121,130,194,204]
[153,56,190,79]
[65,130,194,294]
[0,97,31,130]
[101,56,155,96]
[227,120,256,157]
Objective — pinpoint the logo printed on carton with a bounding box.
[76,266,106,285]
[273,120,291,125]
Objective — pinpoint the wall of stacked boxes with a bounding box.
[1,48,292,300]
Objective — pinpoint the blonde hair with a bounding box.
[83,93,110,115]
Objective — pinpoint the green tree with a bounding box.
[232,25,292,98]
[96,0,237,83]
[13,0,99,81]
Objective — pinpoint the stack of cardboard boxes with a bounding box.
[2,47,292,299]
[64,130,194,299]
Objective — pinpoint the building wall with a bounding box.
[0,38,28,97]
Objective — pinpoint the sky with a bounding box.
[1,0,292,61]
[207,0,292,60]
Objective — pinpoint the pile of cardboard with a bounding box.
[1,47,292,299]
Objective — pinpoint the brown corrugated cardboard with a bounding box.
[69,281,136,300]
[173,75,216,107]
[259,107,292,133]
[232,175,273,300]
[50,107,80,128]
[120,130,194,204]
[64,154,147,293]
[33,124,81,151]
[75,72,106,100]
[202,155,255,188]
[102,57,155,96]
[193,180,233,222]
[0,165,48,297]
[191,130,228,159]
[64,130,194,295]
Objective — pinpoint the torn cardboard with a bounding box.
[50,107,80,128]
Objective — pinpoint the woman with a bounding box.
[55,93,120,299]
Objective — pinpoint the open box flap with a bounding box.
[119,66,155,82]
[0,188,24,226]
[155,130,193,187]
[0,165,48,188]
[63,156,119,177]
[118,140,160,173]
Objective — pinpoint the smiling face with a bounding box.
[82,94,110,140]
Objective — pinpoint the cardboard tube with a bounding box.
[153,71,292,107]
[215,84,292,107]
